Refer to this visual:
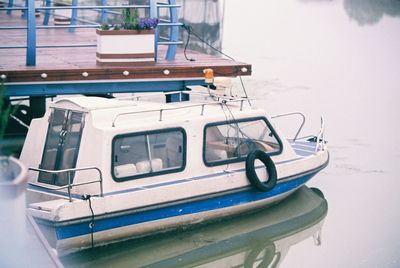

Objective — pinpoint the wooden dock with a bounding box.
[0,11,251,96]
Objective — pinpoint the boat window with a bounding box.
[38,109,85,186]
[112,128,186,181]
[203,117,282,166]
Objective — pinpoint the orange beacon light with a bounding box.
[203,68,214,84]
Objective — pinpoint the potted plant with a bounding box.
[96,8,159,65]
[0,85,29,266]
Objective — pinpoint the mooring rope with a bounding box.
[81,194,95,248]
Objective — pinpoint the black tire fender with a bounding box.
[244,241,276,268]
[245,150,277,192]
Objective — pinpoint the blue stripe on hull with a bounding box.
[55,171,317,240]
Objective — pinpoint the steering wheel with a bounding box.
[237,139,258,156]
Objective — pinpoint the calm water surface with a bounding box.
[223,0,400,267]
[63,0,400,267]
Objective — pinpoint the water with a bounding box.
[61,186,328,267]
[60,0,400,266]
[222,0,400,267]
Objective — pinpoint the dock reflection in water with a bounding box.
[343,0,400,26]
[61,186,327,268]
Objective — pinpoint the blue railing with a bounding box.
[0,0,182,66]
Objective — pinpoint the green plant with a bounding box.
[101,23,111,30]
[122,8,140,29]
[100,8,158,31]
[0,83,20,156]
[0,82,11,141]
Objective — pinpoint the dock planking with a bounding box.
[0,12,251,86]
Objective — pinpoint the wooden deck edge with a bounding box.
[1,64,252,84]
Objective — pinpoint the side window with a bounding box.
[112,129,185,181]
[204,118,282,166]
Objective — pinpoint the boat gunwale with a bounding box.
[29,154,329,228]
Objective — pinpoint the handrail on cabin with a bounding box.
[0,0,181,66]
[112,92,251,127]
[28,166,103,202]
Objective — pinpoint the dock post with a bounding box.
[26,0,36,66]
[68,0,78,33]
[165,0,178,61]
[150,0,158,61]
[22,0,28,19]
[42,0,51,25]
[149,0,157,19]
[100,0,108,24]
[6,0,13,15]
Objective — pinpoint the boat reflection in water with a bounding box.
[61,186,328,268]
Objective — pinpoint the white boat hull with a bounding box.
[33,160,327,256]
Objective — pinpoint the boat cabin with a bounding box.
[21,94,298,200]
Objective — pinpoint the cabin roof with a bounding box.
[49,96,265,130]
[50,97,139,112]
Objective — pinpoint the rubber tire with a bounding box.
[310,187,325,198]
[245,150,277,192]
[244,241,276,268]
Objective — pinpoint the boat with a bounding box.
[61,186,328,267]
[20,87,329,255]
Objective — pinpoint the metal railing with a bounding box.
[112,91,251,127]
[28,166,103,202]
[271,112,327,152]
[271,112,306,141]
[0,0,182,65]
[315,116,326,152]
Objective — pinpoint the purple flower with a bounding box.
[138,18,158,29]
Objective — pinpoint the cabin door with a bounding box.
[38,109,85,186]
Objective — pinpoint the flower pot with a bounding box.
[96,29,156,65]
[0,156,29,265]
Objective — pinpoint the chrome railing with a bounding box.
[315,116,326,152]
[271,112,306,141]
[272,112,327,152]
[112,91,251,127]
[28,166,103,202]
